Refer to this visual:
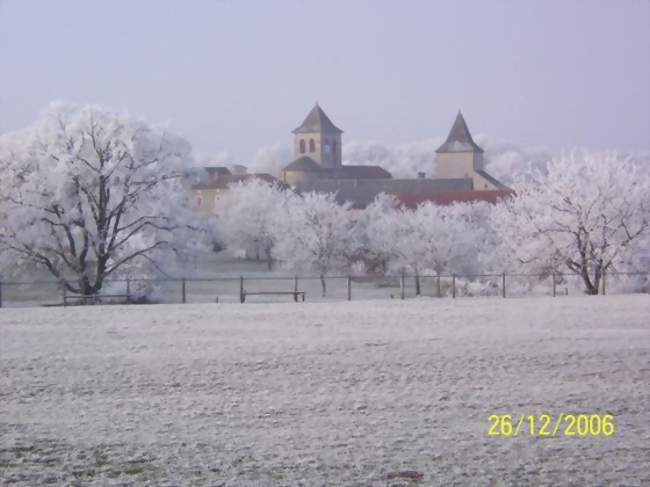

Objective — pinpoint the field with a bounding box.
[1,296,649,486]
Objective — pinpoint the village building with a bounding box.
[190,168,286,214]
[189,104,511,214]
[282,104,511,209]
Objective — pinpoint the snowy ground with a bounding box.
[1,296,649,486]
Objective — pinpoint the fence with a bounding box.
[0,271,648,308]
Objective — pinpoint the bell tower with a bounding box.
[292,103,343,169]
[434,110,484,179]
[434,111,508,191]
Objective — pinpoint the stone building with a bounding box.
[291,103,343,170]
[283,104,392,188]
[434,111,506,191]
[188,104,511,215]
[281,104,510,209]
[191,168,286,215]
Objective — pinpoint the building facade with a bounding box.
[189,104,511,215]
[191,169,286,215]
[281,105,511,209]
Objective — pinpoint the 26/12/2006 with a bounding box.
[487,413,616,437]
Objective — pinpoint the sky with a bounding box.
[0,0,648,163]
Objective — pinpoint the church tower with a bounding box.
[434,111,484,179]
[434,111,508,191]
[292,103,343,169]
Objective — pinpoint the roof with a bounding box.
[191,173,288,190]
[325,165,392,179]
[395,190,513,209]
[475,169,512,191]
[283,156,322,172]
[203,166,232,176]
[292,103,344,134]
[436,111,484,154]
[299,178,474,209]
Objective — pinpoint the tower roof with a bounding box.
[435,111,484,153]
[293,103,343,134]
[283,156,322,172]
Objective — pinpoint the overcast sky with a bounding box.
[1,0,648,162]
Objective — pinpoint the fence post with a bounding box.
[347,276,352,301]
[240,276,245,303]
[502,272,506,298]
[181,278,187,304]
[552,272,556,297]
[400,271,405,300]
[452,274,456,299]
[294,276,298,292]
[436,274,441,298]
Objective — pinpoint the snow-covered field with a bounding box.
[1,296,649,486]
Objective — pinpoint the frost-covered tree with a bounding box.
[494,151,650,294]
[272,192,357,296]
[354,193,402,273]
[364,196,487,294]
[364,196,428,292]
[248,143,292,176]
[0,102,202,295]
[411,202,486,277]
[220,178,292,268]
[343,139,441,178]
[477,137,552,186]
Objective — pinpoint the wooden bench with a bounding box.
[240,291,305,303]
[63,294,133,306]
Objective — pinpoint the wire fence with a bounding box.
[0,271,648,308]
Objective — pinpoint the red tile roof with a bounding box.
[395,190,513,208]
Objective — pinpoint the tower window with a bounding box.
[299,139,306,154]
[309,139,316,152]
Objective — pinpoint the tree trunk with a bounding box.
[567,244,602,295]
[415,270,421,296]
[264,246,273,271]
[320,274,327,297]
[580,267,599,295]
[78,275,96,296]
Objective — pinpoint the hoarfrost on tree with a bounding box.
[220,178,291,269]
[0,102,208,295]
[492,151,650,295]
[363,195,488,294]
[271,192,358,296]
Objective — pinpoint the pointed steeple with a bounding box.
[292,103,343,134]
[436,110,483,153]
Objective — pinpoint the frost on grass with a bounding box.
[1,296,649,486]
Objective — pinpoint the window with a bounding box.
[324,139,331,153]
[299,139,306,154]
[309,139,315,152]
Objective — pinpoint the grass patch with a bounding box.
[71,469,97,480]
[123,465,146,476]
[12,446,37,457]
